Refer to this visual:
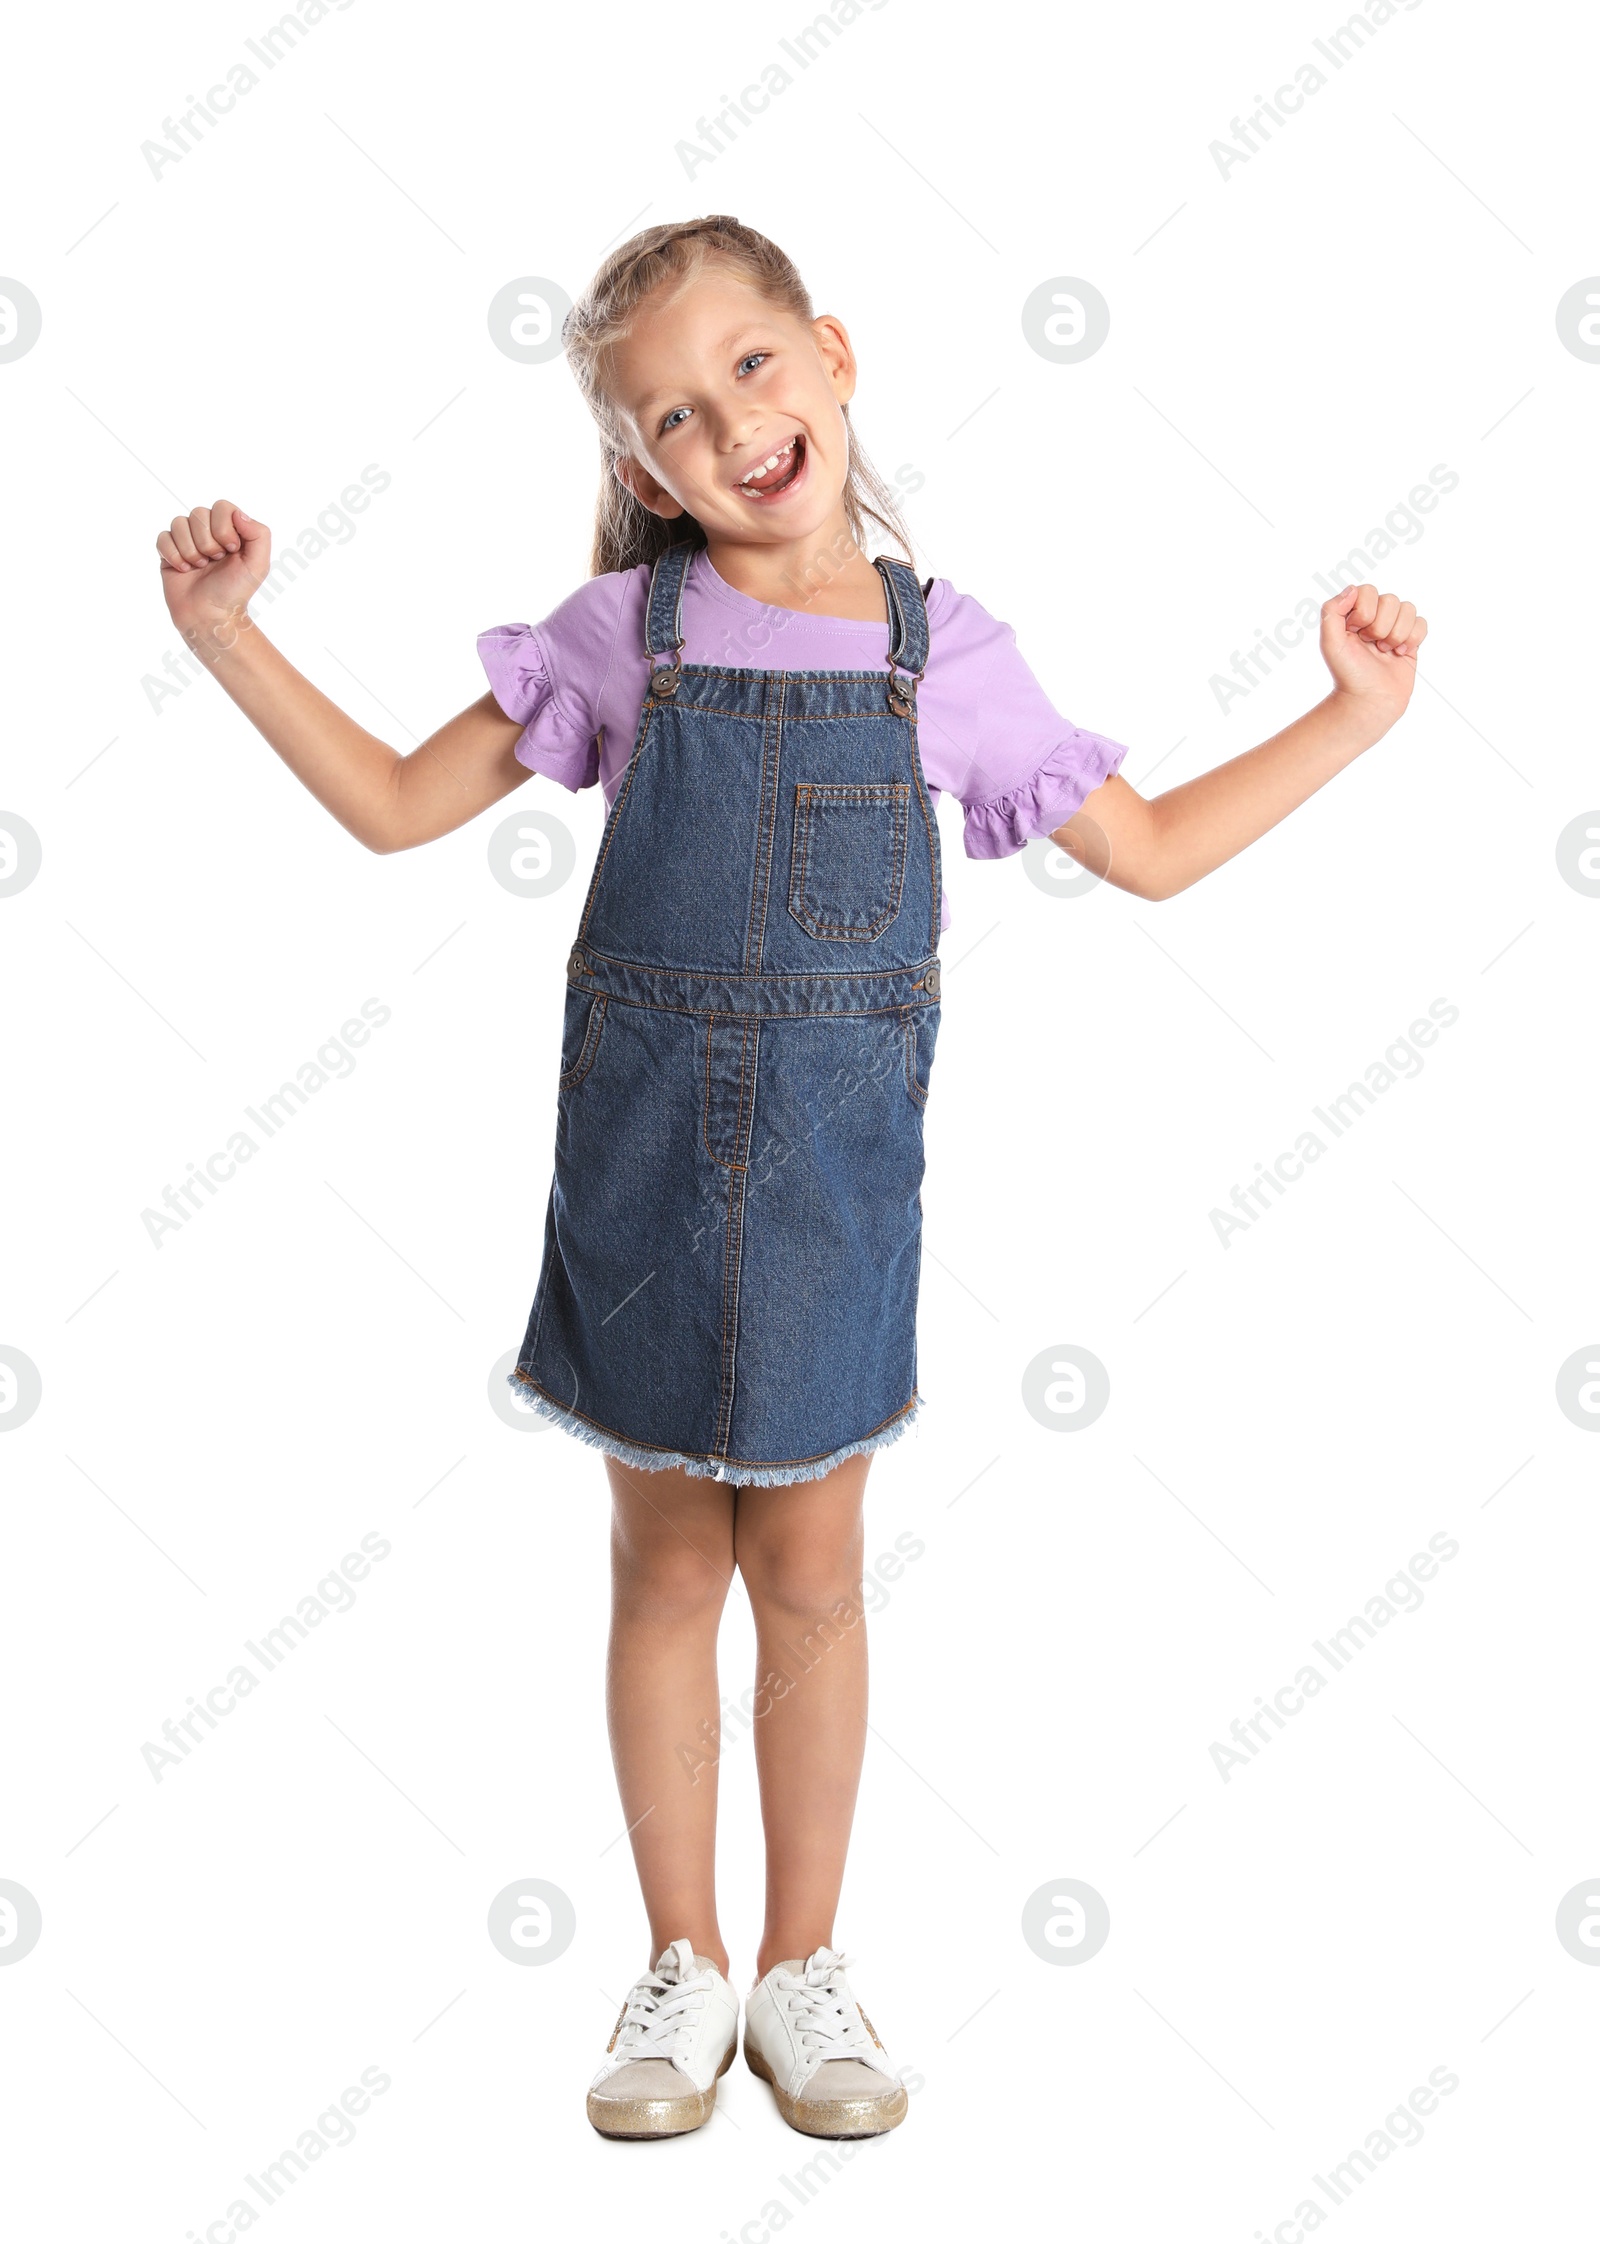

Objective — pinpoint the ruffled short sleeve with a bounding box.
[477,622,600,793]
[961,721,1129,859]
[915,595,1129,859]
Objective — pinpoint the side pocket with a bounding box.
[558,988,608,1092]
[904,1004,938,1108]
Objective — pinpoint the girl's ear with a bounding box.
[614,453,686,521]
[810,313,858,408]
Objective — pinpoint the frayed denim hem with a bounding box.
[505,1372,923,1487]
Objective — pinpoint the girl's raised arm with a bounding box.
[155,500,529,853]
[1057,582,1427,901]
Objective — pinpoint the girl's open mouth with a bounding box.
[736,434,808,504]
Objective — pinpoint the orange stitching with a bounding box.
[708,1016,733,1170]
[702,1012,719,1166]
[585,989,931,1023]
[904,1012,927,1107]
[735,1016,757,1162]
[703,1015,755,1172]
[668,666,918,683]
[573,942,933,985]
[789,786,910,940]
[712,1021,758,1456]
[717,1161,745,1453]
[558,992,608,1090]
[906,706,942,956]
[745,675,782,973]
[578,705,654,944]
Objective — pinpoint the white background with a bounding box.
[3,0,1596,2237]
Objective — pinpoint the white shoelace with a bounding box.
[774,1949,880,2061]
[610,1964,710,2064]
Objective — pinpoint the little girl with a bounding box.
[155,214,1426,2145]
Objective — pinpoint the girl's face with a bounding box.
[604,269,857,557]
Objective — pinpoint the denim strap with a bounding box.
[644,538,696,661]
[874,556,930,679]
[646,540,930,682]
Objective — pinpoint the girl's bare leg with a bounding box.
[604,1457,736,1973]
[732,1454,873,1980]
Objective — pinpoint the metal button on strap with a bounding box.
[922,965,940,999]
[567,945,589,978]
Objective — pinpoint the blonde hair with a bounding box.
[562,215,916,579]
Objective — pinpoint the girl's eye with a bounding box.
[658,352,771,432]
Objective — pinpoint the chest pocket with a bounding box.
[788,783,911,941]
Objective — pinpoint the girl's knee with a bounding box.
[735,1522,865,1622]
[612,1534,731,1624]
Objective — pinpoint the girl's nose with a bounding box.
[715,408,765,453]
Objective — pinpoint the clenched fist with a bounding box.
[155,500,272,655]
[1319,581,1428,717]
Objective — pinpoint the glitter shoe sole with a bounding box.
[744,2038,907,2138]
[586,2037,737,2140]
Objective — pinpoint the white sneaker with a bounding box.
[586,1938,740,2139]
[744,1947,908,2138]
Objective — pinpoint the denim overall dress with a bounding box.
[507,539,942,1486]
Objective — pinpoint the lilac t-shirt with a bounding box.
[477,548,1128,930]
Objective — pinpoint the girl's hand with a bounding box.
[146,494,529,854]
[155,500,271,648]
[1319,581,1427,718]
[1065,581,1435,899]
